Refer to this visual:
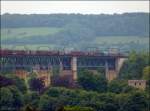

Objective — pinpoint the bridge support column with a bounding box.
[71,56,77,81]
[105,61,117,82]
[105,58,127,81]
[59,62,63,75]
[116,58,127,73]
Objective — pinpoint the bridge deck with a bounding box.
[0,49,127,58]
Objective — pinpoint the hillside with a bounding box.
[1,13,149,51]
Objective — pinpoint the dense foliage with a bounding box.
[78,69,107,92]
[108,79,135,93]
[28,77,45,93]
[0,86,24,111]
[119,51,149,79]
[0,84,149,111]
[40,87,148,111]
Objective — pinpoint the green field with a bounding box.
[1,27,62,40]
[1,44,56,50]
[94,36,149,44]
[1,27,149,51]
[2,36,149,51]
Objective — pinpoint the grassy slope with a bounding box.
[1,44,55,50]
[1,27,62,40]
[2,36,149,50]
[94,36,149,44]
[1,27,149,50]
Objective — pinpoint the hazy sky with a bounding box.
[1,1,149,14]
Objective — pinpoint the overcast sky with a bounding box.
[1,1,149,14]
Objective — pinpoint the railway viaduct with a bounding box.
[0,49,127,82]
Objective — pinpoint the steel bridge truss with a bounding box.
[0,55,116,72]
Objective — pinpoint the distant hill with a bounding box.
[1,13,149,36]
[1,13,149,51]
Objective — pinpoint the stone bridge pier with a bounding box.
[105,57,127,81]
[71,56,77,81]
[70,56,127,82]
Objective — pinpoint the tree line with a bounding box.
[1,13,149,36]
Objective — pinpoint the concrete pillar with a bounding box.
[105,61,109,80]
[105,57,127,81]
[116,58,127,72]
[59,61,63,75]
[47,68,52,86]
[71,56,77,81]
[105,60,117,82]
[115,58,119,77]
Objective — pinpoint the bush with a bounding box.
[78,69,107,92]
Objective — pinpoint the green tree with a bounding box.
[128,50,137,62]
[24,92,40,108]
[115,93,130,111]
[42,87,149,111]
[108,80,134,93]
[78,69,107,92]
[143,66,150,91]
[126,91,147,111]
[0,86,24,110]
[12,76,27,93]
[2,74,27,93]
[119,51,149,79]
[28,77,45,93]
[24,105,36,111]
[142,66,150,80]
[0,87,14,110]
[38,95,59,111]
[9,86,24,109]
